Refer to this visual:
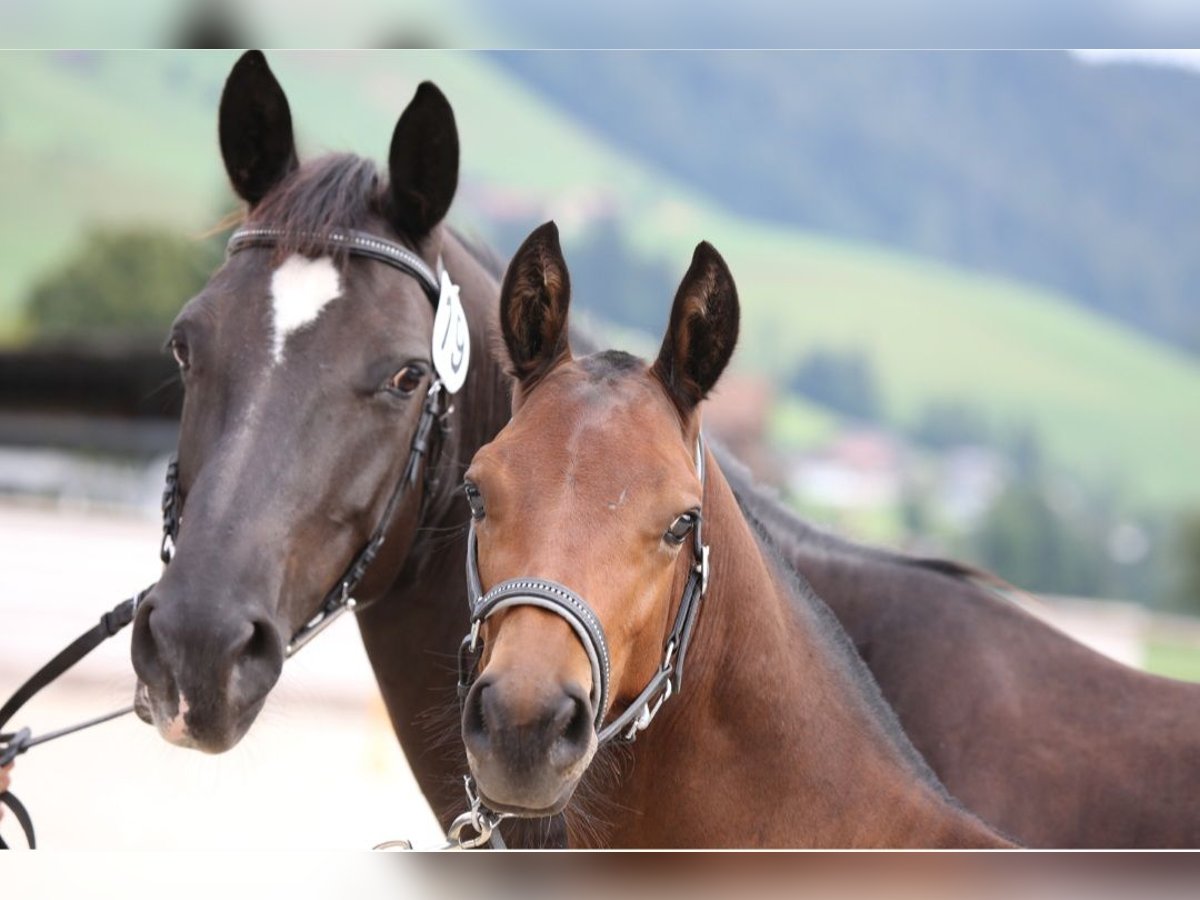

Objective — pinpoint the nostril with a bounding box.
[242,618,276,662]
[562,689,592,746]
[549,687,592,771]
[463,679,496,752]
[227,616,283,707]
[132,603,168,690]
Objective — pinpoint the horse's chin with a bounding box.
[133,681,259,754]
[471,777,578,819]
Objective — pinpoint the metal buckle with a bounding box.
[374,776,506,851]
[285,585,358,658]
[697,544,710,595]
[626,679,673,740]
[0,727,32,767]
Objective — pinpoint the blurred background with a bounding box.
[2,44,1200,847]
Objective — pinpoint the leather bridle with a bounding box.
[0,225,457,848]
[457,435,712,747]
[214,225,452,654]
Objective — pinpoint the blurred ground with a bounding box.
[0,500,443,850]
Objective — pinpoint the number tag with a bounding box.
[431,263,470,394]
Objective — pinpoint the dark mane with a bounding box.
[250,153,385,258]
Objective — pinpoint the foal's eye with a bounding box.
[463,480,486,520]
[664,510,700,545]
[169,338,190,371]
[388,364,425,395]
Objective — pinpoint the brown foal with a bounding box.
[458,222,1013,848]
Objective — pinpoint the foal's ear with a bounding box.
[653,242,740,416]
[388,82,459,239]
[500,221,572,388]
[219,50,298,207]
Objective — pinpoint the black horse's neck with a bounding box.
[353,226,515,831]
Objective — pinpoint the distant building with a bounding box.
[786,427,905,511]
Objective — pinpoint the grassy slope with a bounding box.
[1,50,1198,507]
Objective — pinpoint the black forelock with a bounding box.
[249,152,386,259]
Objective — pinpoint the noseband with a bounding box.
[459,436,712,746]
[168,226,458,655]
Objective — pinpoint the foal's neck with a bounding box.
[584,456,1008,848]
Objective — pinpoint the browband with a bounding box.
[226,226,441,304]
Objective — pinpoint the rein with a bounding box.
[0,226,454,849]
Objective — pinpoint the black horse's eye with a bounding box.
[665,510,699,545]
[388,364,425,395]
[169,338,190,371]
[463,481,486,520]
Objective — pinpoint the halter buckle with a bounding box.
[285,585,358,658]
[468,619,482,652]
[697,544,711,596]
[627,678,673,740]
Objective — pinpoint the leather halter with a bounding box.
[459,435,712,746]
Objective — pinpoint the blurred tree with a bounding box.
[24,226,224,345]
[788,347,882,421]
[910,399,992,449]
[1169,510,1200,616]
[970,480,1105,597]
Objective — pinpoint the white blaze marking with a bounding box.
[269,254,342,363]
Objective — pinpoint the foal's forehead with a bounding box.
[513,353,690,457]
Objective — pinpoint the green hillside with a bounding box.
[1,50,1198,509]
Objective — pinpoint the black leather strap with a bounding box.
[0,590,151,851]
[227,226,441,303]
[468,565,611,727]
[0,591,146,741]
[0,790,35,849]
[285,379,447,657]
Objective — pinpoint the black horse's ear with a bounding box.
[218,50,297,206]
[388,81,459,238]
[500,221,572,388]
[652,242,740,417]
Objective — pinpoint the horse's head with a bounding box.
[131,51,463,752]
[460,222,739,815]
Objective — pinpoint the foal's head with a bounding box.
[461,222,738,815]
[130,52,463,752]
